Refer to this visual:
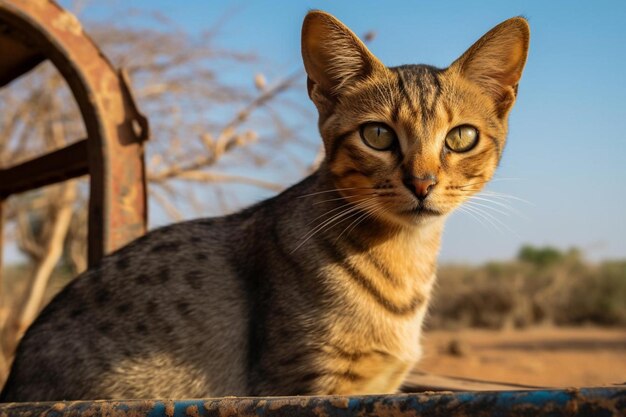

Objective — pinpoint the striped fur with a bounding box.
[1,11,529,400]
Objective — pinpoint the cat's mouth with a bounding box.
[400,205,443,217]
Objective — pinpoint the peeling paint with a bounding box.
[50,10,82,36]
[1,388,625,417]
[184,405,199,417]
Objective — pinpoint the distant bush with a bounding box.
[427,247,626,329]
[517,245,565,268]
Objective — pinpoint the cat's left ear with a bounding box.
[302,11,385,108]
[450,17,530,117]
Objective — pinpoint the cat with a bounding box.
[0,10,529,401]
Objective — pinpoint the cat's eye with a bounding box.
[445,125,479,152]
[359,123,397,150]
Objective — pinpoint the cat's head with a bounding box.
[302,11,529,227]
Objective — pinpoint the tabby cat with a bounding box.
[1,11,529,400]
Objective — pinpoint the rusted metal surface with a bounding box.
[0,199,4,285]
[0,388,624,417]
[0,23,44,87]
[0,0,148,266]
[0,140,88,198]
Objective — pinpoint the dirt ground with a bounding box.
[417,327,626,388]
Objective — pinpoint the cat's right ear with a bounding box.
[302,11,384,110]
[449,17,530,118]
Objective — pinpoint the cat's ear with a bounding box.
[450,17,530,117]
[302,11,384,106]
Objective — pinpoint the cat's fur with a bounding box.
[1,11,529,400]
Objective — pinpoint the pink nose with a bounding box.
[403,175,437,200]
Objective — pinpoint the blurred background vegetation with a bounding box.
[429,246,626,330]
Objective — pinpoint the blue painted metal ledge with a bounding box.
[0,387,624,417]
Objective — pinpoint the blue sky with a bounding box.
[60,0,626,263]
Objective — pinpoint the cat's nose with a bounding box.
[403,175,437,200]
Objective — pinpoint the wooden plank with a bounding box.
[0,139,88,197]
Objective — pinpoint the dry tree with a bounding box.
[0,7,314,380]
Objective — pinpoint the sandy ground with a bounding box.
[417,327,626,388]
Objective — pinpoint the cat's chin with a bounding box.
[400,207,443,217]
[381,205,447,228]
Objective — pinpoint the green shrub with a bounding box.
[428,248,626,329]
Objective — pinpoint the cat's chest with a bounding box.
[321,348,415,395]
[316,292,428,394]
[311,233,437,393]
[326,243,437,323]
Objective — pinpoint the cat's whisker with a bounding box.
[370,204,400,235]
[345,202,391,239]
[292,198,379,253]
[312,197,378,231]
[373,191,399,198]
[346,210,375,236]
[467,195,524,217]
[479,190,534,206]
[307,196,377,226]
[316,200,383,248]
[312,193,378,205]
[297,187,374,199]
[326,198,384,245]
[449,188,482,194]
[334,210,373,244]
[469,195,530,220]
[456,177,521,190]
[449,187,534,209]
[357,204,389,235]
[460,204,505,234]
[456,206,492,231]
[463,201,520,237]
[292,207,361,254]
[457,181,489,189]
[465,200,512,218]
[335,201,385,243]
[454,190,533,208]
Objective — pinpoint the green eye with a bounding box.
[445,125,479,152]
[359,123,397,150]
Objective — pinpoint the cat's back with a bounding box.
[1,216,253,401]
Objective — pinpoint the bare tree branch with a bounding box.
[169,170,283,192]
[0,6,313,382]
